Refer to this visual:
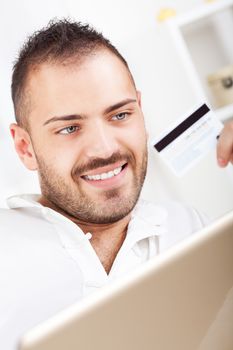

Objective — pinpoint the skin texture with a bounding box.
[217,121,233,167]
[10,50,148,273]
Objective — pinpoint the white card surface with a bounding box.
[151,104,223,177]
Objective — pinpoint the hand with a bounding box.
[217,121,233,167]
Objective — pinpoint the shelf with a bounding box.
[167,0,233,122]
[171,0,233,27]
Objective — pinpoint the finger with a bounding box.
[216,123,233,167]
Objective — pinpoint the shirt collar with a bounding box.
[6,194,89,248]
[7,194,42,209]
[127,199,168,242]
[6,194,168,244]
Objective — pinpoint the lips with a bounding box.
[81,163,127,182]
[83,165,122,180]
[81,163,127,187]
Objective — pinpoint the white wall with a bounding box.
[1,0,233,219]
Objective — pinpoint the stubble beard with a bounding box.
[37,149,148,224]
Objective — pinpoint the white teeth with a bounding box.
[113,167,121,175]
[100,173,108,180]
[84,166,123,181]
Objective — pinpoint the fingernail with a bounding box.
[218,158,227,167]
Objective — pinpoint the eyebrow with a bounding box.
[43,98,137,126]
[43,114,84,126]
[104,98,137,114]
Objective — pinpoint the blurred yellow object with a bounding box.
[156,8,177,22]
[204,0,216,3]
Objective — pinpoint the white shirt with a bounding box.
[0,194,207,349]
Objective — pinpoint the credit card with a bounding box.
[151,104,223,177]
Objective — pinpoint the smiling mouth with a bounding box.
[81,163,127,181]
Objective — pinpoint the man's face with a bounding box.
[24,51,148,224]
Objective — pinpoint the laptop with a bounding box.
[19,210,233,350]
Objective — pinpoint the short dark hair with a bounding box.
[11,18,133,128]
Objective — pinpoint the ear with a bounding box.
[136,90,148,139]
[10,123,38,171]
[136,90,142,107]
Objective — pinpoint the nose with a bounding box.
[84,121,119,159]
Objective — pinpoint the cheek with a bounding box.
[124,122,147,152]
[54,155,77,177]
[31,133,80,177]
[37,145,76,177]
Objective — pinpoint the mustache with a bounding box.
[72,152,133,177]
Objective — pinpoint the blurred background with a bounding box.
[0,0,233,219]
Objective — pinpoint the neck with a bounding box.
[38,196,131,273]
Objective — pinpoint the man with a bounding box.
[1,19,207,349]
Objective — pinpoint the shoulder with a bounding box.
[0,207,39,224]
[160,200,208,229]
[0,206,53,240]
[0,208,18,222]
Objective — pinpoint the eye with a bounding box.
[58,125,79,135]
[111,113,127,121]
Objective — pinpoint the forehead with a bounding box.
[26,51,136,123]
